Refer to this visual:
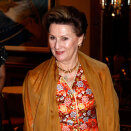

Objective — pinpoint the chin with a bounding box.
[55,56,66,62]
[53,53,64,61]
[55,58,64,62]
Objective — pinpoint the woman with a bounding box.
[23,6,119,131]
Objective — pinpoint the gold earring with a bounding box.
[78,44,82,48]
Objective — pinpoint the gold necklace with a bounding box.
[60,63,80,88]
[56,61,79,73]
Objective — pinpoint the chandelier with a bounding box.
[100,0,131,16]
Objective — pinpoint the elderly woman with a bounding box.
[23,6,119,131]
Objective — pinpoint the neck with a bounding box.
[56,55,78,71]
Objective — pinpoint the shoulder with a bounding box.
[28,58,51,79]
[31,59,50,72]
[79,52,112,86]
[87,55,108,73]
[79,51,108,72]
[23,58,52,94]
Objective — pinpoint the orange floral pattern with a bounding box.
[56,65,98,131]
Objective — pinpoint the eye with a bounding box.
[62,37,68,41]
[49,35,56,40]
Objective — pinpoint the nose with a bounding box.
[55,39,61,50]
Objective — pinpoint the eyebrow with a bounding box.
[48,34,69,37]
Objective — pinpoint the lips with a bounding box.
[55,51,64,55]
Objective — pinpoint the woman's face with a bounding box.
[49,23,83,64]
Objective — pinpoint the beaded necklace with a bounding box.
[56,61,79,74]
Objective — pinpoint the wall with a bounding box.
[55,0,91,55]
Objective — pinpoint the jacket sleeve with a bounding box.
[101,65,120,131]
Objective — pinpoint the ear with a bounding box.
[78,34,84,47]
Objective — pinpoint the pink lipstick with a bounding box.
[56,51,64,55]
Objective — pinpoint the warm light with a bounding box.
[124,72,126,76]
[128,0,131,5]
[121,69,127,76]
[105,57,109,62]
[102,0,105,9]
[119,0,121,4]
[100,0,131,15]
[112,12,116,16]
[122,69,125,72]
[111,0,114,4]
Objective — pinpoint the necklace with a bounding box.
[56,61,79,73]
[60,63,80,88]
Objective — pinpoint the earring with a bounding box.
[78,44,82,48]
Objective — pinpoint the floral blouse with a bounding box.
[56,64,98,131]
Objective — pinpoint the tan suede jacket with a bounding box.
[23,51,120,131]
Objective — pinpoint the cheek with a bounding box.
[64,41,74,48]
[65,40,78,49]
[49,41,55,49]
